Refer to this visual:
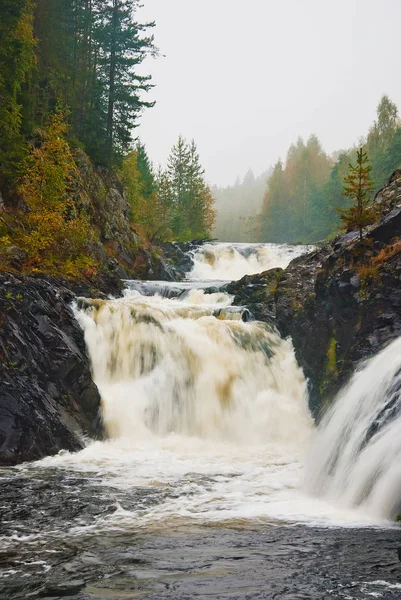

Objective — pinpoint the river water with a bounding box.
[1,242,401,600]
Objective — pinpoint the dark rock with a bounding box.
[228,182,401,415]
[0,245,27,269]
[0,274,103,465]
[43,579,85,596]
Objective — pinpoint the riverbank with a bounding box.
[226,171,401,413]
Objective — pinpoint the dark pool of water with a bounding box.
[1,468,401,599]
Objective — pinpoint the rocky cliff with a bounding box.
[226,173,401,414]
[0,148,181,465]
[0,273,103,465]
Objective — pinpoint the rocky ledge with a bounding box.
[0,274,103,465]
[226,177,401,414]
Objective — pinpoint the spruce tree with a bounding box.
[167,135,191,237]
[136,142,156,200]
[94,0,156,165]
[338,148,375,242]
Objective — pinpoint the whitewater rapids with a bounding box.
[188,242,314,281]
[22,241,401,527]
[36,282,391,530]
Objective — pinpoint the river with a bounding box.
[1,242,401,600]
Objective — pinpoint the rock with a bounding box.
[43,579,85,596]
[350,276,360,289]
[0,274,103,465]
[0,245,27,269]
[228,176,401,414]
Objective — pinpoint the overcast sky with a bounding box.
[137,0,401,186]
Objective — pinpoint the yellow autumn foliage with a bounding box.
[12,111,97,276]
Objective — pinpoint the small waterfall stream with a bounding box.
[188,241,314,281]
[305,337,401,520]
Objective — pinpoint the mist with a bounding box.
[138,0,401,186]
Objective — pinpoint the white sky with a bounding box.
[137,0,401,186]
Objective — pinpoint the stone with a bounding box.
[227,176,401,415]
[43,580,85,596]
[0,274,103,465]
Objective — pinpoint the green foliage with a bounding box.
[0,0,35,188]
[338,148,375,242]
[121,138,215,242]
[158,136,216,241]
[1,0,155,172]
[121,144,161,238]
[260,135,332,243]
[326,338,338,376]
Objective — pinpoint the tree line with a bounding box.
[214,95,401,244]
[259,95,401,243]
[0,0,155,184]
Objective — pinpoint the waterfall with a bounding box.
[189,242,314,281]
[305,337,401,520]
[75,289,312,447]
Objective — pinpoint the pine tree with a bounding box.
[0,0,35,189]
[187,139,206,236]
[165,136,215,240]
[155,167,173,238]
[338,148,375,242]
[167,135,191,237]
[136,141,156,200]
[94,0,156,165]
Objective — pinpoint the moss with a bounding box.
[326,337,338,376]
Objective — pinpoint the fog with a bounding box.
[138,0,401,186]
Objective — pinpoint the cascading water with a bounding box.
[305,337,401,520]
[75,288,312,447]
[3,242,401,598]
[189,242,314,281]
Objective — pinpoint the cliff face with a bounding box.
[0,273,102,465]
[226,174,401,414]
[0,148,177,297]
[0,149,182,465]
[72,150,177,287]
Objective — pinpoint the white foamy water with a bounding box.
[189,242,314,281]
[305,337,401,520]
[33,241,400,531]
[34,283,383,531]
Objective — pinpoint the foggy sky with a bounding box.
[137,0,401,186]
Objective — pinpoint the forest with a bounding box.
[0,0,215,277]
[216,95,401,244]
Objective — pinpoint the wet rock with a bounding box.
[0,245,27,269]
[228,172,401,414]
[0,273,103,465]
[160,241,195,277]
[42,579,85,596]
